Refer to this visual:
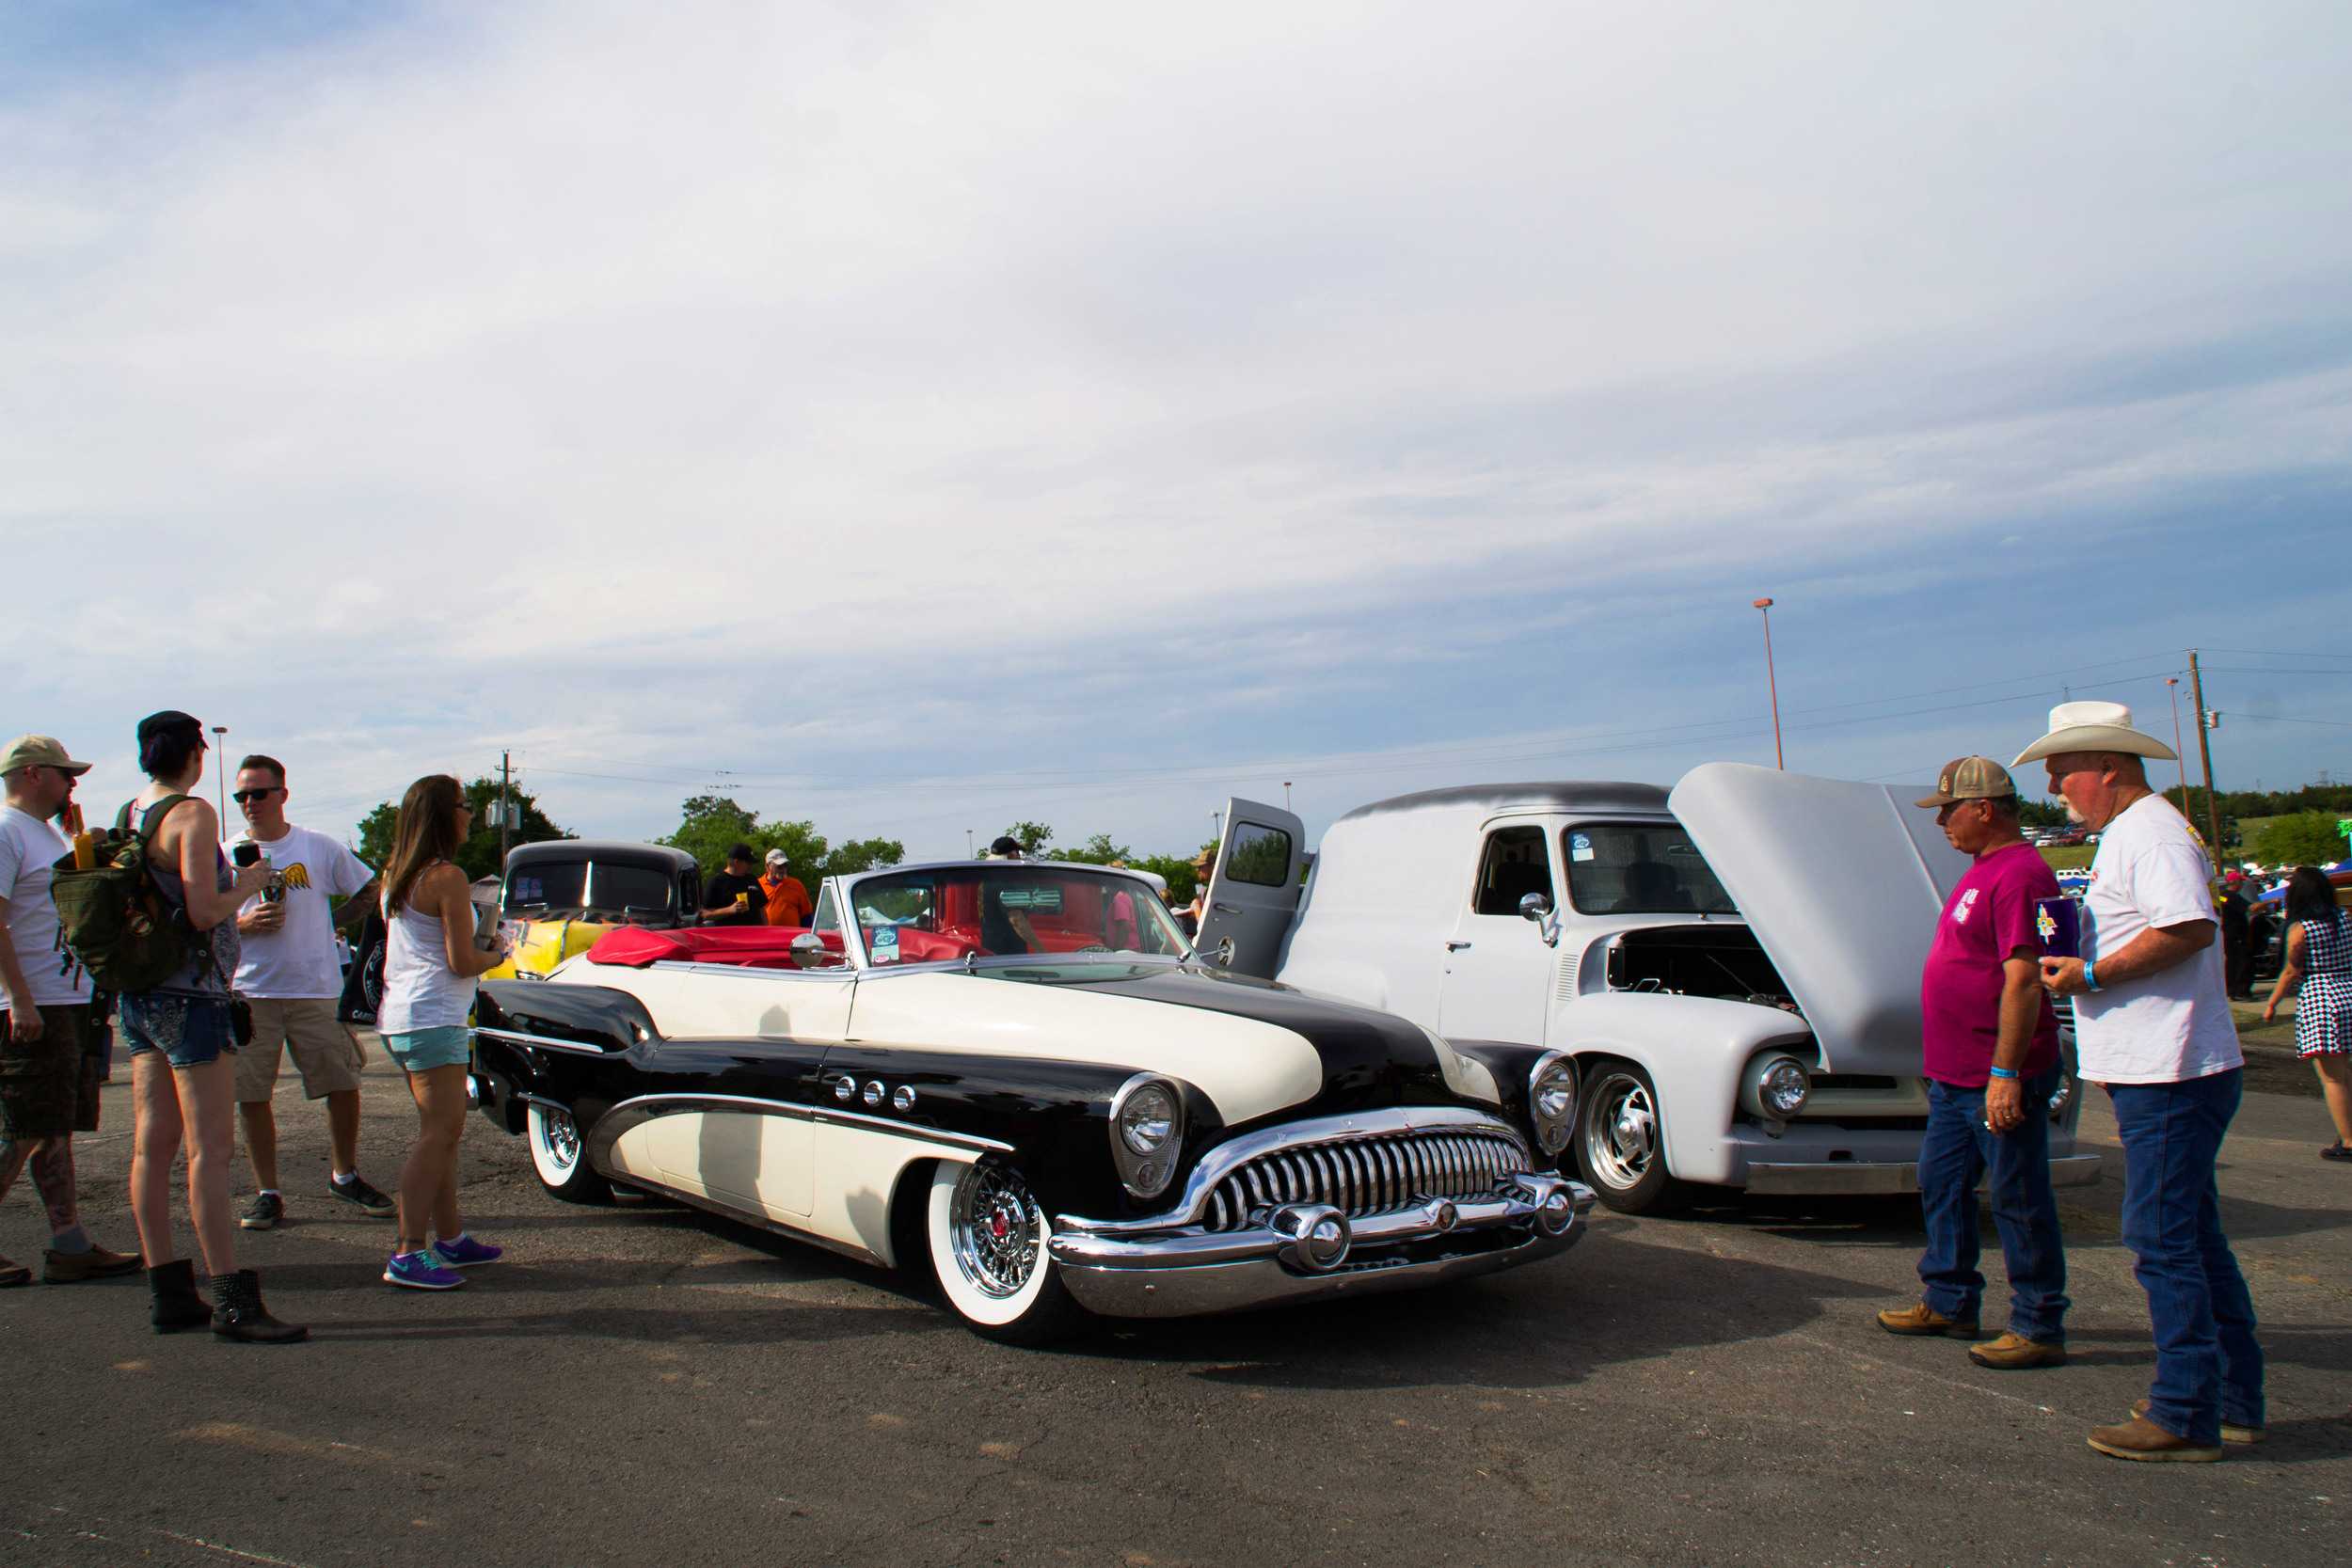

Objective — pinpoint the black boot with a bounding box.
[148,1259,213,1334]
[209,1268,308,1344]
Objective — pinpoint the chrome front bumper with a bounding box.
[1743,1153,2104,1196]
[1047,1174,1596,1319]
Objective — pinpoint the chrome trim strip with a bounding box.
[1057,1107,1532,1235]
[1742,1153,2103,1196]
[586,1091,1014,1164]
[473,1026,624,1057]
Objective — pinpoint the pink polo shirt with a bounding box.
[1920,840,2061,1087]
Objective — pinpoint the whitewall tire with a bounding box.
[924,1160,1081,1343]
[527,1103,612,1204]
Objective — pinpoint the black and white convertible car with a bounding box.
[470,860,1592,1340]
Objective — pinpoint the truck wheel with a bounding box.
[925,1160,1084,1344]
[1577,1063,1680,1214]
[527,1103,612,1204]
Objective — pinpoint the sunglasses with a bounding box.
[230,786,283,803]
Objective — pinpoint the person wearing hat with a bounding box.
[699,843,762,927]
[0,736,143,1289]
[2019,701,2261,1461]
[1876,756,2070,1370]
[1179,844,1217,939]
[757,847,812,927]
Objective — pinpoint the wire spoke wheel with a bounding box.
[948,1163,1043,1298]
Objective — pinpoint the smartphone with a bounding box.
[232,842,262,866]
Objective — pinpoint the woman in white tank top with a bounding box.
[375,776,511,1291]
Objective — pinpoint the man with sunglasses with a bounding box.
[2021,702,2262,1463]
[1878,756,2070,1370]
[226,754,391,1230]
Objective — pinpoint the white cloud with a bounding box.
[5,1,2348,852]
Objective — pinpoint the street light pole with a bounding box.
[965,829,975,860]
[1751,599,1784,769]
[209,725,228,817]
[1283,781,1293,812]
[2165,677,2190,811]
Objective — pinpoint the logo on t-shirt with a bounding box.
[1952,888,1979,925]
[279,862,311,889]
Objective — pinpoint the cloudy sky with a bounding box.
[5,0,2347,859]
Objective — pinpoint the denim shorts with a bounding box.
[382,1025,473,1074]
[119,993,240,1069]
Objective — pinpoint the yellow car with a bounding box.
[485,841,706,980]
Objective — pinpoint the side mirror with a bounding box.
[789,931,833,971]
[1518,892,1552,921]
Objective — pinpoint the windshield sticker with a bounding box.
[1568,832,1595,863]
[871,926,900,962]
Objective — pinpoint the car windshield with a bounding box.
[502,859,677,922]
[847,865,1191,963]
[1561,824,1738,915]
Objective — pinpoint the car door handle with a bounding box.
[1211,902,1241,915]
[1446,941,1472,951]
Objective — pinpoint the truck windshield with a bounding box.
[1561,825,1737,916]
[502,860,677,922]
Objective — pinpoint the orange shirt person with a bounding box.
[759,849,812,927]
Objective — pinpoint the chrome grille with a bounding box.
[1201,1128,1533,1232]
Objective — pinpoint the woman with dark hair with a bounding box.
[2263,866,2352,1161]
[376,775,508,1289]
[119,711,302,1340]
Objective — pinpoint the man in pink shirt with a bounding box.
[1877,756,2070,1370]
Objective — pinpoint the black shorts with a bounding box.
[0,1003,109,1140]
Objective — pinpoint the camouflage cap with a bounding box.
[1915,755,2018,809]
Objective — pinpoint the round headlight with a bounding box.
[1119,1082,1178,1157]
[1759,1058,1809,1118]
[1528,1053,1578,1154]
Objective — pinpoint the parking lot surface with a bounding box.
[3,1039,2345,1568]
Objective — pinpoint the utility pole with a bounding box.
[500,750,514,863]
[2187,651,2223,858]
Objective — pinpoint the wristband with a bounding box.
[1987,1066,2019,1080]
[2081,958,2103,992]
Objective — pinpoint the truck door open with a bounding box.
[1194,797,1306,978]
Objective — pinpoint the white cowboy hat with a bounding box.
[2011,700,2178,767]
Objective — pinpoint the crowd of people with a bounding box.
[2,701,2347,1459]
[0,712,521,1340]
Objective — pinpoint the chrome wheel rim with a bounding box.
[948,1164,1042,1299]
[1583,1075,1657,1191]
[535,1107,581,1175]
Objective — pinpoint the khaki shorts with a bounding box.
[232,997,365,1103]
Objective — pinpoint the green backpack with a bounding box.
[48,794,202,994]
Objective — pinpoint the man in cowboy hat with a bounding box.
[2019,701,2263,1462]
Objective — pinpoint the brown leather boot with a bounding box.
[1875,1301,1979,1337]
[1967,1331,2066,1370]
[208,1269,309,1344]
[44,1243,144,1283]
[2132,1399,2264,1446]
[2088,1414,2223,1463]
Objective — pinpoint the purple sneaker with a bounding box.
[384,1250,467,1291]
[431,1234,503,1268]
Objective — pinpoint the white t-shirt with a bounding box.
[2074,794,2242,1085]
[0,804,91,1010]
[229,825,376,1000]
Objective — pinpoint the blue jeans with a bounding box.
[2107,1069,2265,1444]
[1916,1072,2070,1341]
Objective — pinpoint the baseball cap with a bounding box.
[764,848,788,865]
[1915,755,2018,808]
[0,734,92,776]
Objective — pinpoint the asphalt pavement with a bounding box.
[2,1037,2346,1568]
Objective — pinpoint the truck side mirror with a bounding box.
[1518,892,1552,921]
[789,931,833,970]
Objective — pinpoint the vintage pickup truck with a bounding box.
[1193,764,2099,1212]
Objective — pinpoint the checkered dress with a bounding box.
[2293,911,2352,1058]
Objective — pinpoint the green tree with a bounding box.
[2250,812,2351,869]
[657,796,904,893]
[1050,832,1133,866]
[1001,820,1054,855]
[356,777,568,882]
[1132,840,1220,904]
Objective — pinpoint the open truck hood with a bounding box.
[1667,763,1970,1074]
